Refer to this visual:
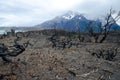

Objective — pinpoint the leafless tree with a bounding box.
[11,29,15,36]
[0,33,7,39]
[88,8,120,43]
[87,47,118,61]
[0,36,30,62]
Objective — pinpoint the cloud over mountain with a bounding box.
[0,0,120,26]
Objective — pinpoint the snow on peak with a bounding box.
[61,11,86,20]
[61,11,76,20]
[62,14,75,20]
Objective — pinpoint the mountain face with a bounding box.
[36,11,120,32]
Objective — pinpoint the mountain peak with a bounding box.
[36,11,120,31]
[61,11,86,20]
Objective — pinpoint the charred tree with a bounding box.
[0,36,30,62]
[87,9,120,43]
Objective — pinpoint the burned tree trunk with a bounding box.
[0,36,30,62]
[87,9,120,43]
[87,47,118,61]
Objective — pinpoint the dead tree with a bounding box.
[91,49,105,58]
[0,36,30,62]
[0,33,7,39]
[87,8,120,43]
[11,29,15,36]
[87,47,118,61]
[49,34,57,48]
[104,47,118,61]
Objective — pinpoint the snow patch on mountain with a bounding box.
[62,14,75,20]
[36,11,120,31]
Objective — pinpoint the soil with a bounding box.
[0,31,120,80]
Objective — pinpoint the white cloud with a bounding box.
[0,13,33,26]
[112,13,120,25]
[74,0,120,19]
[0,0,120,26]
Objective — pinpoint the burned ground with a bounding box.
[0,29,120,80]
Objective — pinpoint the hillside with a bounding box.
[0,30,120,80]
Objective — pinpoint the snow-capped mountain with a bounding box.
[61,11,86,20]
[36,11,120,32]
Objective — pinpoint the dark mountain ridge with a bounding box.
[36,11,120,32]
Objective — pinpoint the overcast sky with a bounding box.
[0,0,120,27]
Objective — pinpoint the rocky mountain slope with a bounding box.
[36,11,120,32]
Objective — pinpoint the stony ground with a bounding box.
[0,35,120,80]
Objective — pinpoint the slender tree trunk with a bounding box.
[99,34,107,43]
